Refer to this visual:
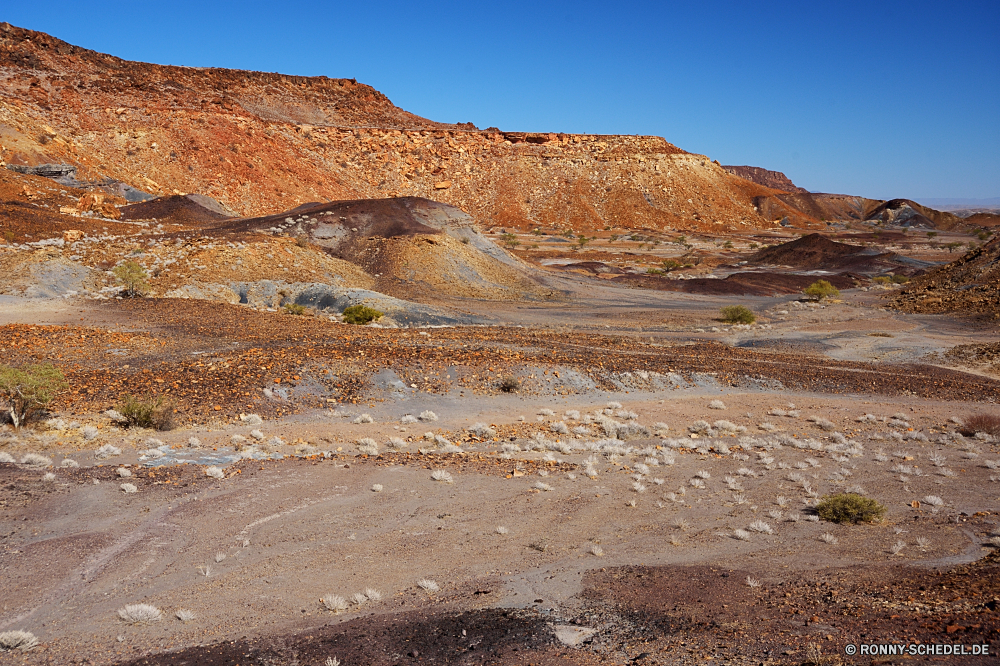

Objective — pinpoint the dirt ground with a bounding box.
[1,292,998,666]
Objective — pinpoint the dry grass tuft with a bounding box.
[118,604,162,624]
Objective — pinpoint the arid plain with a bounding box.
[1,22,999,666]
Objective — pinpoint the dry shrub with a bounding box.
[961,413,1000,437]
[117,394,175,430]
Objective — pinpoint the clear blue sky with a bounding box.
[6,1,999,201]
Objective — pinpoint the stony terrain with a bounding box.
[0,20,998,666]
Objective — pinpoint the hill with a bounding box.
[721,165,807,193]
[890,235,1000,317]
[0,22,788,235]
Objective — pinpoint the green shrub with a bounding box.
[283,303,306,315]
[116,394,174,430]
[661,259,682,271]
[342,305,383,325]
[815,493,886,524]
[804,279,840,300]
[872,276,891,285]
[113,260,150,298]
[0,363,68,429]
[500,233,519,248]
[720,305,755,324]
[890,274,909,284]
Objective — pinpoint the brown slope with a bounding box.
[224,196,550,302]
[0,23,783,234]
[890,235,1000,317]
[120,194,234,225]
[747,232,919,275]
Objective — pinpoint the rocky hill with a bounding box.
[0,22,797,234]
[721,165,807,193]
[890,235,1000,317]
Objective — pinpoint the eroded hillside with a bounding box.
[0,22,792,233]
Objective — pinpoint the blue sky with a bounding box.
[6,1,998,201]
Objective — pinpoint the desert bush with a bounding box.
[342,305,383,325]
[720,305,755,324]
[283,303,306,315]
[872,276,891,285]
[804,279,840,300]
[205,466,225,479]
[0,363,68,430]
[960,413,1000,437]
[815,492,886,524]
[113,260,150,298]
[497,376,521,393]
[116,394,174,430]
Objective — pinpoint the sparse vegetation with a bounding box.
[0,363,68,430]
[497,376,521,393]
[283,302,306,315]
[113,260,150,298]
[804,279,840,300]
[720,305,755,324]
[118,604,162,624]
[815,492,886,524]
[342,304,383,325]
[416,579,439,592]
[0,630,39,652]
[116,394,174,430]
[960,413,1000,437]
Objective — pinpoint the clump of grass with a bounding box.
[708,399,727,410]
[371,484,383,492]
[588,543,604,556]
[357,438,379,456]
[733,529,751,541]
[418,410,438,422]
[118,604,162,624]
[468,423,496,439]
[0,630,39,651]
[745,576,761,588]
[431,469,453,483]
[815,492,886,524]
[748,520,774,535]
[496,526,509,535]
[175,609,196,622]
[321,594,349,612]
[282,303,306,315]
[342,305,383,325]
[352,413,374,424]
[416,579,439,592]
[819,533,838,544]
[205,466,224,479]
[116,394,174,430]
[720,305,755,324]
[19,453,52,469]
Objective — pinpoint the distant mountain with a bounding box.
[915,197,1000,211]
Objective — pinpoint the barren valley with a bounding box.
[0,22,998,666]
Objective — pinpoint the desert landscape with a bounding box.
[0,20,999,666]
